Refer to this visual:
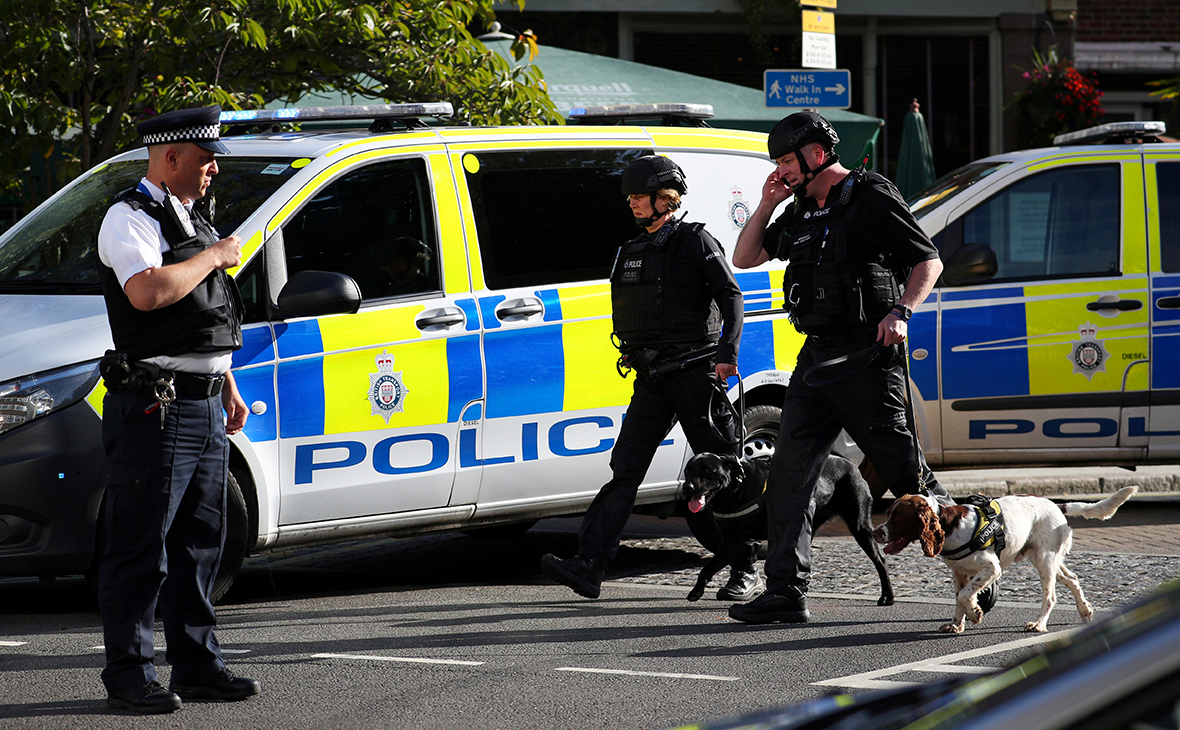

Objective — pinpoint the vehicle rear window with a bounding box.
[1159,162,1180,273]
[0,157,297,291]
[464,148,647,289]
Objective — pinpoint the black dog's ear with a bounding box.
[721,453,744,474]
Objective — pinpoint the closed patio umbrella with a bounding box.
[895,99,936,200]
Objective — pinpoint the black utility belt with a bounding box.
[102,353,225,401]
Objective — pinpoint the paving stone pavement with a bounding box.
[615,493,1180,613]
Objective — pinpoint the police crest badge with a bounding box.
[729,186,750,230]
[369,351,409,423]
[1068,322,1111,380]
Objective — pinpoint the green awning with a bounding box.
[483,39,883,164]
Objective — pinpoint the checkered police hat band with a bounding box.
[141,123,221,146]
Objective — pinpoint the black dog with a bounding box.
[682,452,894,605]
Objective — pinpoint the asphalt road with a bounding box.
[2,495,1179,730]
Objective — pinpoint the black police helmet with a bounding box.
[621,155,688,196]
[767,111,840,160]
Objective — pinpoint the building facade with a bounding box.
[493,0,1178,179]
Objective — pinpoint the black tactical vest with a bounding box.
[98,188,243,361]
[780,170,901,335]
[610,222,722,352]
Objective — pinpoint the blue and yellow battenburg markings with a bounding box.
[231,273,803,445]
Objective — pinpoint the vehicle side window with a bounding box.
[464,149,647,289]
[1158,161,1180,273]
[960,164,1120,281]
[281,158,441,300]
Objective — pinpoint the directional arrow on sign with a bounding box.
[763,69,852,109]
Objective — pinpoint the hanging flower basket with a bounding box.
[1009,46,1103,149]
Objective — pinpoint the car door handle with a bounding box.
[496,298,544,320]
[1157,296,1180,310]
[1086,299,1142,311]
[416,307,466,329]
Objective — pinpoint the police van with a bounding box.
[0,103,809,599]
[3,107,1175,600]
[908,120,1180,470]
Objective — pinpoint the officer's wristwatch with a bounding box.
[890,304,913,322]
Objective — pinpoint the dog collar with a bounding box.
[712,477,768,520]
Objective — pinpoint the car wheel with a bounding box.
[739,404,781,460]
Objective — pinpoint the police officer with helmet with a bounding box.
[541,154,758,601]
[728,111,964,624]
[95,105,260,713]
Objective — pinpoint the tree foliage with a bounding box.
[0,0,560,209]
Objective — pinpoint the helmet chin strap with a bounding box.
[785,149,841,197]
[634,193,678,229]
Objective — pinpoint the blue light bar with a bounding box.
[1053,121,1166,146]
[219,103,454,125]
[568,103,714,120]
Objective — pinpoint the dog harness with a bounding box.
[712,477,768,520]
[940,495,1007,560]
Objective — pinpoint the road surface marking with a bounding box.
[556,667,739,681]
[313,653,484,666]
[813,630,1067,689]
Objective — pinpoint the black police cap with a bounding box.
[138,105,230,154]
[621,155,687,196]
[767,111,839,160]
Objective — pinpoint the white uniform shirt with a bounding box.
[97,178,233,375]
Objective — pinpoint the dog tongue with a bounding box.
[688,495,707,513]
[884,538,909,555]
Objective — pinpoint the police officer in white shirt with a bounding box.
[95,105,259,713]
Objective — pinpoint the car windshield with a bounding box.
[908,161,1010,220]
[0,156,297,292]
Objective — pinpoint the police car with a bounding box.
[0,103,809,599]
[907,120,1179,470]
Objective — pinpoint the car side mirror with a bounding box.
[941,243,998,287]
[276,270,362,318]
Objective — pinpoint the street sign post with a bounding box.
[764,69,851,108]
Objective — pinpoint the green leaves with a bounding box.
[0,0,559,210]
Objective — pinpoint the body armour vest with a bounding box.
[780,170,902,335]
[98,188,244,361]
[610,221,723,352]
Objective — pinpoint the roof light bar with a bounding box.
[568,103,714,127]
[219,103,454,125]
[1053,121,1166,146]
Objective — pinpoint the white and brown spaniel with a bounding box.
[872,486,1138,634]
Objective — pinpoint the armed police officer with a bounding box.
[541,155,758,601]
[95,105,260,713]
[728,111,957,624]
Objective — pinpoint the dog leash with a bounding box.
[707,375,746,455]
[900,339,930,495]
[800,342,881,387]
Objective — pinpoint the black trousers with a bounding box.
[763,334,945,595]
[98,389,229,693]
[576,365,755,571]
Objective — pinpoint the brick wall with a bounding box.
[1077,0,1180,42]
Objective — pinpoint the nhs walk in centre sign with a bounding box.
[764,69,851,109]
